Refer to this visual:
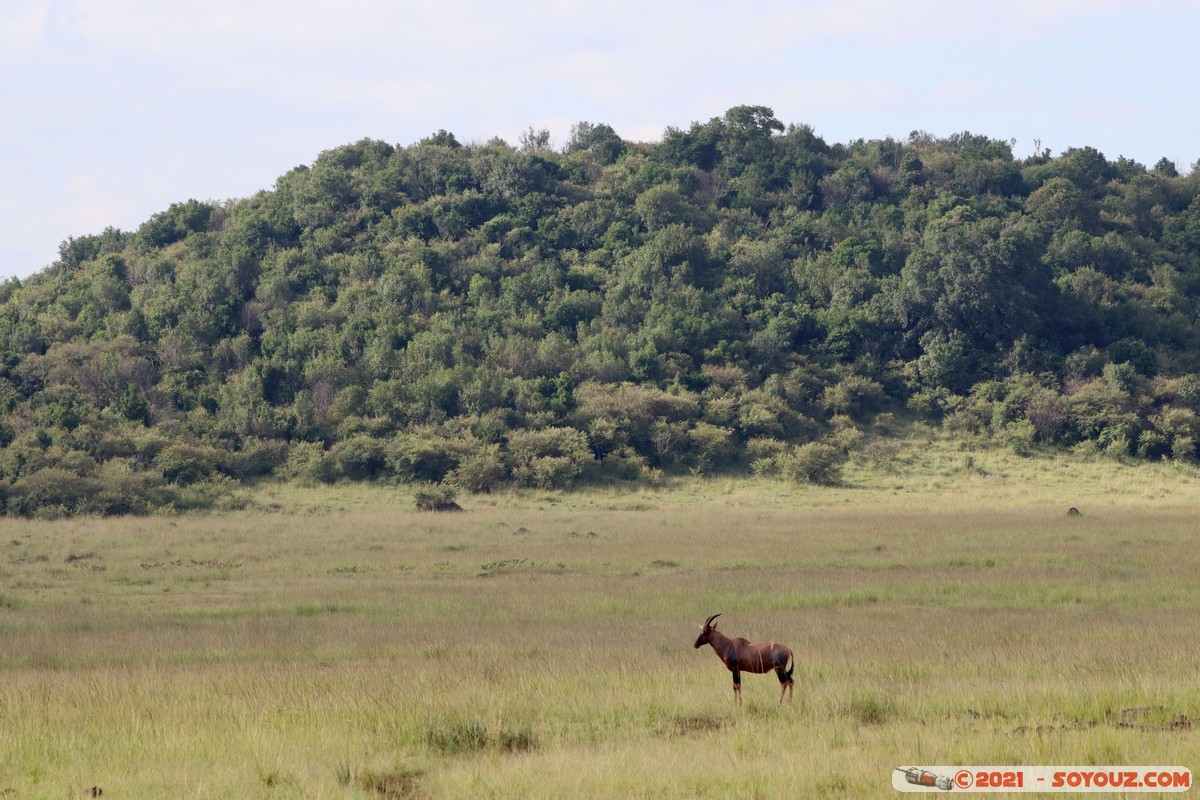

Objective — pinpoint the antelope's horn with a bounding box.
[703,613,721,629]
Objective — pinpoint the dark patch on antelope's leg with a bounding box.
[732,670,742,705]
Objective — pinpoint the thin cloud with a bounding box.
[0,2,47,47]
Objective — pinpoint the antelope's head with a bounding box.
[693,613,721,648]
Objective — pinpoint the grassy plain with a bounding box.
[2,432,1199,798]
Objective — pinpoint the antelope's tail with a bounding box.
[785,651,795,681]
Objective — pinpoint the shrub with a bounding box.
[778,442,844,486]
[829,415,864,453]
[154,444,222,485]
[863,437,901,470]
[1061,378,1136,440]
[571,381,701,454]
[596,446,648,481]
[1136,430,1170,460]
[750,457,778,477]
[330,435,387,480]
[386,431,462,482]
[223,438,288,479]
[283,441,336,484]
[1002,419,1038,456]
[1154,407,1200,442]
[685,422,735,472]
[170,474,245,512]
[507,427,593,488]
[5,468,99,517]
[1171,435,1197,462]
[1175,374,1200,411]
[906,387,952,418]
[1098,422,1139,458]
[638,464,665,486]
[0,430,55,480]
[736,392,792,439]
[1024,391,1070,442]
[448,443,506,492]
[822,375,885,417]
[414,482,463,512]
[744,436,788,464]
[91,459,171,515]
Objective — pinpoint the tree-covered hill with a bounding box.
[4,106,1200,515]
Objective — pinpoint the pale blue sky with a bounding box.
[3,0,1198,279]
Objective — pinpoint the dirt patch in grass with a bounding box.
[361,769,425,799]
[668,713,727,736]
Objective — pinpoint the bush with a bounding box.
[507,427,593,489]
[5,468,99,517]
[596,446,648,481]
[2,461,182,517]
[1175,374,1200,411]
[1002,419,1038,456]
[685,422,735,472]
[744,436,788,464]
[1098,422,1138,458]
[1154,407,1200,442]
[863,437,901,470]
[170,474,245,512]
[1171,435,1197,462]
[91,460,171,514]
[0,430,55,480]
[1062,378,1137,440]
[331,435,387,480]
[829,415,864,452]
[223,438,288,479]
[1024,391,1070,442]
[448,443,506,492]
[778,442,844,486]
[736,392,792,439]
[571,381,701,456]
[823,375,885,417]
[906,387,953,418]
[154,444,222,485]
[414,482,463,512]
[283,441,337,484]
[1136,429,1170,460]
[386,432,462,482]
[750,456,779,477]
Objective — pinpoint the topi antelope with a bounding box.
[693,613,794,705]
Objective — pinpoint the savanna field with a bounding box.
[2,433,1199,798]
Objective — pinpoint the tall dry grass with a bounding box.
[1,434,1198,797]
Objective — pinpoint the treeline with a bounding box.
[3,105,1200,515]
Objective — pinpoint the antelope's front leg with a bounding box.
[732,670,742,706]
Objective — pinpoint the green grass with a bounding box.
[1,434,1198,797]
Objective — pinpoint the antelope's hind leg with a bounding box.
[775,666,795,704]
